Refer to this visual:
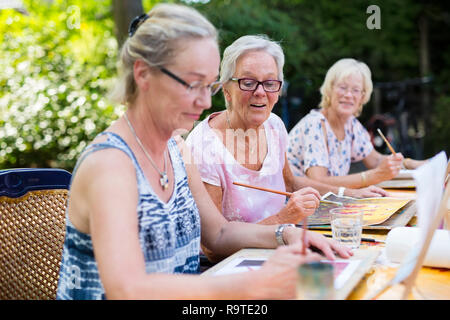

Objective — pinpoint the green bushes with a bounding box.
[1,0,448,172]
[0,0,124,171]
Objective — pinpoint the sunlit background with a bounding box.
[1,0,449,171]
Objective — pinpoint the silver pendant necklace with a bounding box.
[124,112,169,190]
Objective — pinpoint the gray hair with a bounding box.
[109,3,218,106]
[319,58,373,116]
[220,35,285,108]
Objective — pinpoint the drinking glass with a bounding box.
[330,207,363,249]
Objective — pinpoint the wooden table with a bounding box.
[204,189,450,300]
[347,189,450,300]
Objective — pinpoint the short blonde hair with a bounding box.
[109,3,217,106]
[319,58,373,116]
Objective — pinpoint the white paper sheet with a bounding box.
[412,151,447,244]
[393,169,414,180]
[212,257,265,276]
[386,151,448,283]
[212,257,361,289]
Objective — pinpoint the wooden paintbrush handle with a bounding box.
[232,182,293,197]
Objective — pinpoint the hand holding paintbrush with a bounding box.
[377,129,427,171]
[374,128,405,180]
[232,182,352,258]
[232,182,322,224]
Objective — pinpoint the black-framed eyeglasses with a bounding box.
[160,67,222,96]
[230,78,282,93]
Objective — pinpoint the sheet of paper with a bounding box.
[303,193,410,226]
[212,256,361,290]
[393,169,414,180]
[212,257,265,276]
[413,151,447,243]
[388,151,448,284]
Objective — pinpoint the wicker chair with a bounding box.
[0,168,71,300]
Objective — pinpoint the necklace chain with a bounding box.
[225,109,233,130]
[225,110,256,154]
[124,112,169,190]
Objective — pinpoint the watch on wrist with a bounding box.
[275,224,295,246]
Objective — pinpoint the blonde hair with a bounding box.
[109,3,217,106]
[220,35,285,109]
[319,58,373,116]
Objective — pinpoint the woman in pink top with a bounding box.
[187,35,320,226]
[187,110,291,223]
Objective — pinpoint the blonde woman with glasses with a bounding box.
[287,58,424,191]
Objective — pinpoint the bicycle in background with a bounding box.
[366,76,433,160]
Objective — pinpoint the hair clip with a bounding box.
[128,13,149,37]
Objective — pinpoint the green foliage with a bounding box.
[196,0,423,114]
[425,95,450,156]
[0,0,448,170]
[195,0,449,156]
[0,0,124,171]
[194,0,304,115]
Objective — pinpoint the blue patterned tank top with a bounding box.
[56,132,201,300]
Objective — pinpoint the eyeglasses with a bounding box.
[230,78,282,93]
[335,84,364,96]
[160,67,222,96]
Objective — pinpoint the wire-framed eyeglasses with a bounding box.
[335,84,364,97]
[230,78,282,93]
[160,67,222,96]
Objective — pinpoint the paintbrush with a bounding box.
[232,181,337,255]
[377,128,397,155]
[232,182,343,206]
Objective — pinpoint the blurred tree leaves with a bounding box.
[0,0,124,170]
[194,0,449,156]
[195,0,424,118]
[0,0,448,171]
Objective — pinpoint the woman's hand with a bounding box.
[347,185,389,198]
[283,226,353,260]
[279,187,321,224]
[404,158,425,170]
[251,244,322,299]
[375,153,404,181]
